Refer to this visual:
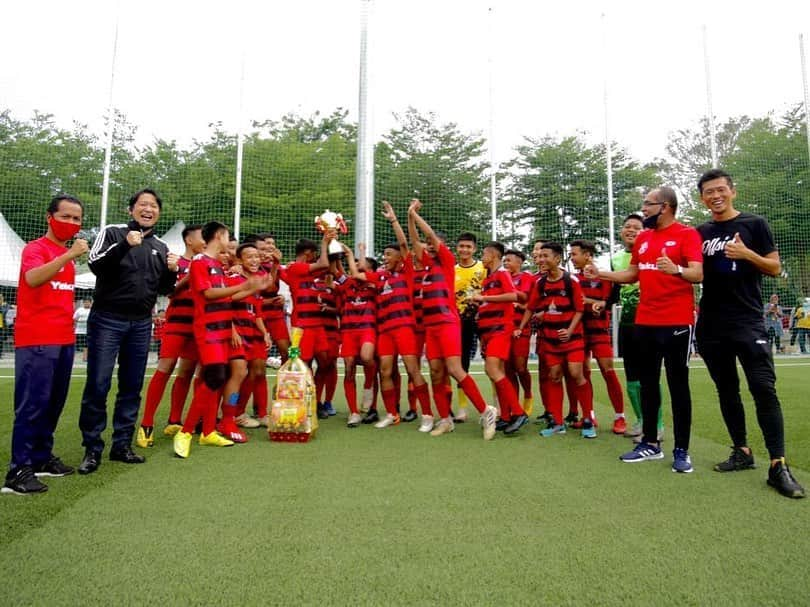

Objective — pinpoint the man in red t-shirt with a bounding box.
[569,239,626,435]
[3,196,88,495]
[407,199,498,440]
[589,186,703,472]
[173,222,268,459]
[472,242,528,435]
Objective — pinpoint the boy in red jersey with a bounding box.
[406,199,497,439]
[588,186,703,472]
[173,222,268,458]
[257,233,290,364]
[137,225,204,447]
[503,249,535,415]
[473,242,528,435]
[569,239,626,435]
[517,242,596,438]
[218,242,272,443]
[313,263,341,418]
[3,196,88,495]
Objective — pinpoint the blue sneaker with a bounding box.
[323,401,337,416]
[581,421,597,439]
[672,448,694,473]
[539,423,566,437]
[620,442,664,463]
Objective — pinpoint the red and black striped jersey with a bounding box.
[576,271,613,345]
[412,265,427,332]
[419,244,459,327]
[366,255,416,333]
[313,275,339,332]
[164,256,194,336]
[190,253,233,346]
[527,271,585,354]
[283,261,324,328]
[476,267,517,338]
[260,262,285,322]
[336,276,377,332]
[511,270,536,337]
[228,273,264,344]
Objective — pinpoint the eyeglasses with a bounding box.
[642,201,664,207]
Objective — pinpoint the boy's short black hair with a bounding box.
[182,224,202,241]
[569,239,596,256]
[457,232,477,245]
[202,221,228,244]
[504,248,526,262]
[295,238,318,256]
[483,241,505,257]
[540,242,564,257]
[236,242,258,258]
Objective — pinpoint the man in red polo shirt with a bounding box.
[3,195,88,495]
[588,186,703,473]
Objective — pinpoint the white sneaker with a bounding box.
[430,418,455,436]
[256,415,270,428]
[374,413,400,429]
[480,405,497,441]
[361,388,373,413]
[347,413,363,427]
[235,413,260,429]
[418,415,434,433]
[453,407,468,423]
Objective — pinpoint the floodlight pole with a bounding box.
[100,5,120,231]
[355,0,374,255]
[800,35,810,168]
[488,7,497,241]
[703,25,719,168]
[234,52,246,241]
[601,13,615,256]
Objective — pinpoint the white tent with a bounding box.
[74,221,187,290]
[0,211,28,288]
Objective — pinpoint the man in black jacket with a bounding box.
[78,189,178,474]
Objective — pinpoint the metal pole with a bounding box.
[234,52,245,240]
[488,7,497,241]
[800,34,810,167]
[355,0,374,254]
[602,13,615,256]
[703,25,718,168]
[100,4,120,230]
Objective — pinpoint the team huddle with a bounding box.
[3,170,805,500]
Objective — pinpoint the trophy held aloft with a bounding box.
[315,210,348,260]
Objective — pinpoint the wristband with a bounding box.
[674,265,684,277]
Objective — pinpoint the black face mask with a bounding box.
[642,213,660,230]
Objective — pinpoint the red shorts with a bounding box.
[264,317,290,343]
[299,326,329,361]
[377,326,419,357]
[414,330,425,358]
[341,329,376,358]
[425,322,462,361]
[480,332,511,360]
[543,348,585,368]
[159,333,198,361]
[511,335,531,359]
[587,342,614,360]
[243,338,268,361]
[198,341,230,366]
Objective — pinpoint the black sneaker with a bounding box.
[504,414,529,435]
[402,410,418,423]
[2,466,48,495]
[33,456,75,478]
[361,408,379,424]
[564,411,579,426]
[714,447,756,472]
[535,411,553,425]
[767,460,806,499]
[495,418,510,432]
[316,403,329,420]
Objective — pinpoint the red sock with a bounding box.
[407,381,417,412]
[202,387,222,435]
[458,375,487,414]
[253,376,269,418]
[169,374,192,424]
[576,380,595,423]
[518,370,533,400]
[382,388,398,416]
[432,383,451,419]
[363,364,375,389]
[372,374,379,409]
[444,381,453,408]
[603,369,625,414]
[539,375,551,412]
[495,377,524,419]
[182,382,220,434]
[547,380,564,425]
[325,365,338,402]
[142,369,170,427]
[236,376,254,415]
[344,378,358,414]
[221,401,239,425]
[565,375,579,416]
[414,382,432,416]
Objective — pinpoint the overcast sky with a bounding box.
[2,0,809,164]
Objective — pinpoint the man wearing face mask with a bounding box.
[77,189,179,475]
[2,196,88,495]
[586,187,703,473]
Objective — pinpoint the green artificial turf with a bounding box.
[0,360,807,606]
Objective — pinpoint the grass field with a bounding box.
[1,360,808,606]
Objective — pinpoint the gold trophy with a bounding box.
[314,209,348,260]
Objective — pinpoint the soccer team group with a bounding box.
[3,169,806,498]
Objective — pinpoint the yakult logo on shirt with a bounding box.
[638,242,648,254]
[49,280,75,291]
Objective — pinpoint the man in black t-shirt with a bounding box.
[696,169,804,499]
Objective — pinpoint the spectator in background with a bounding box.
[73,299,91,362]
[763,294,784,353]
[2,195,88,495]
[795,300,810,354]
[77,189,178,475]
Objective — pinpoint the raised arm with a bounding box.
[382,201,409,257]
[407,199,427,261]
